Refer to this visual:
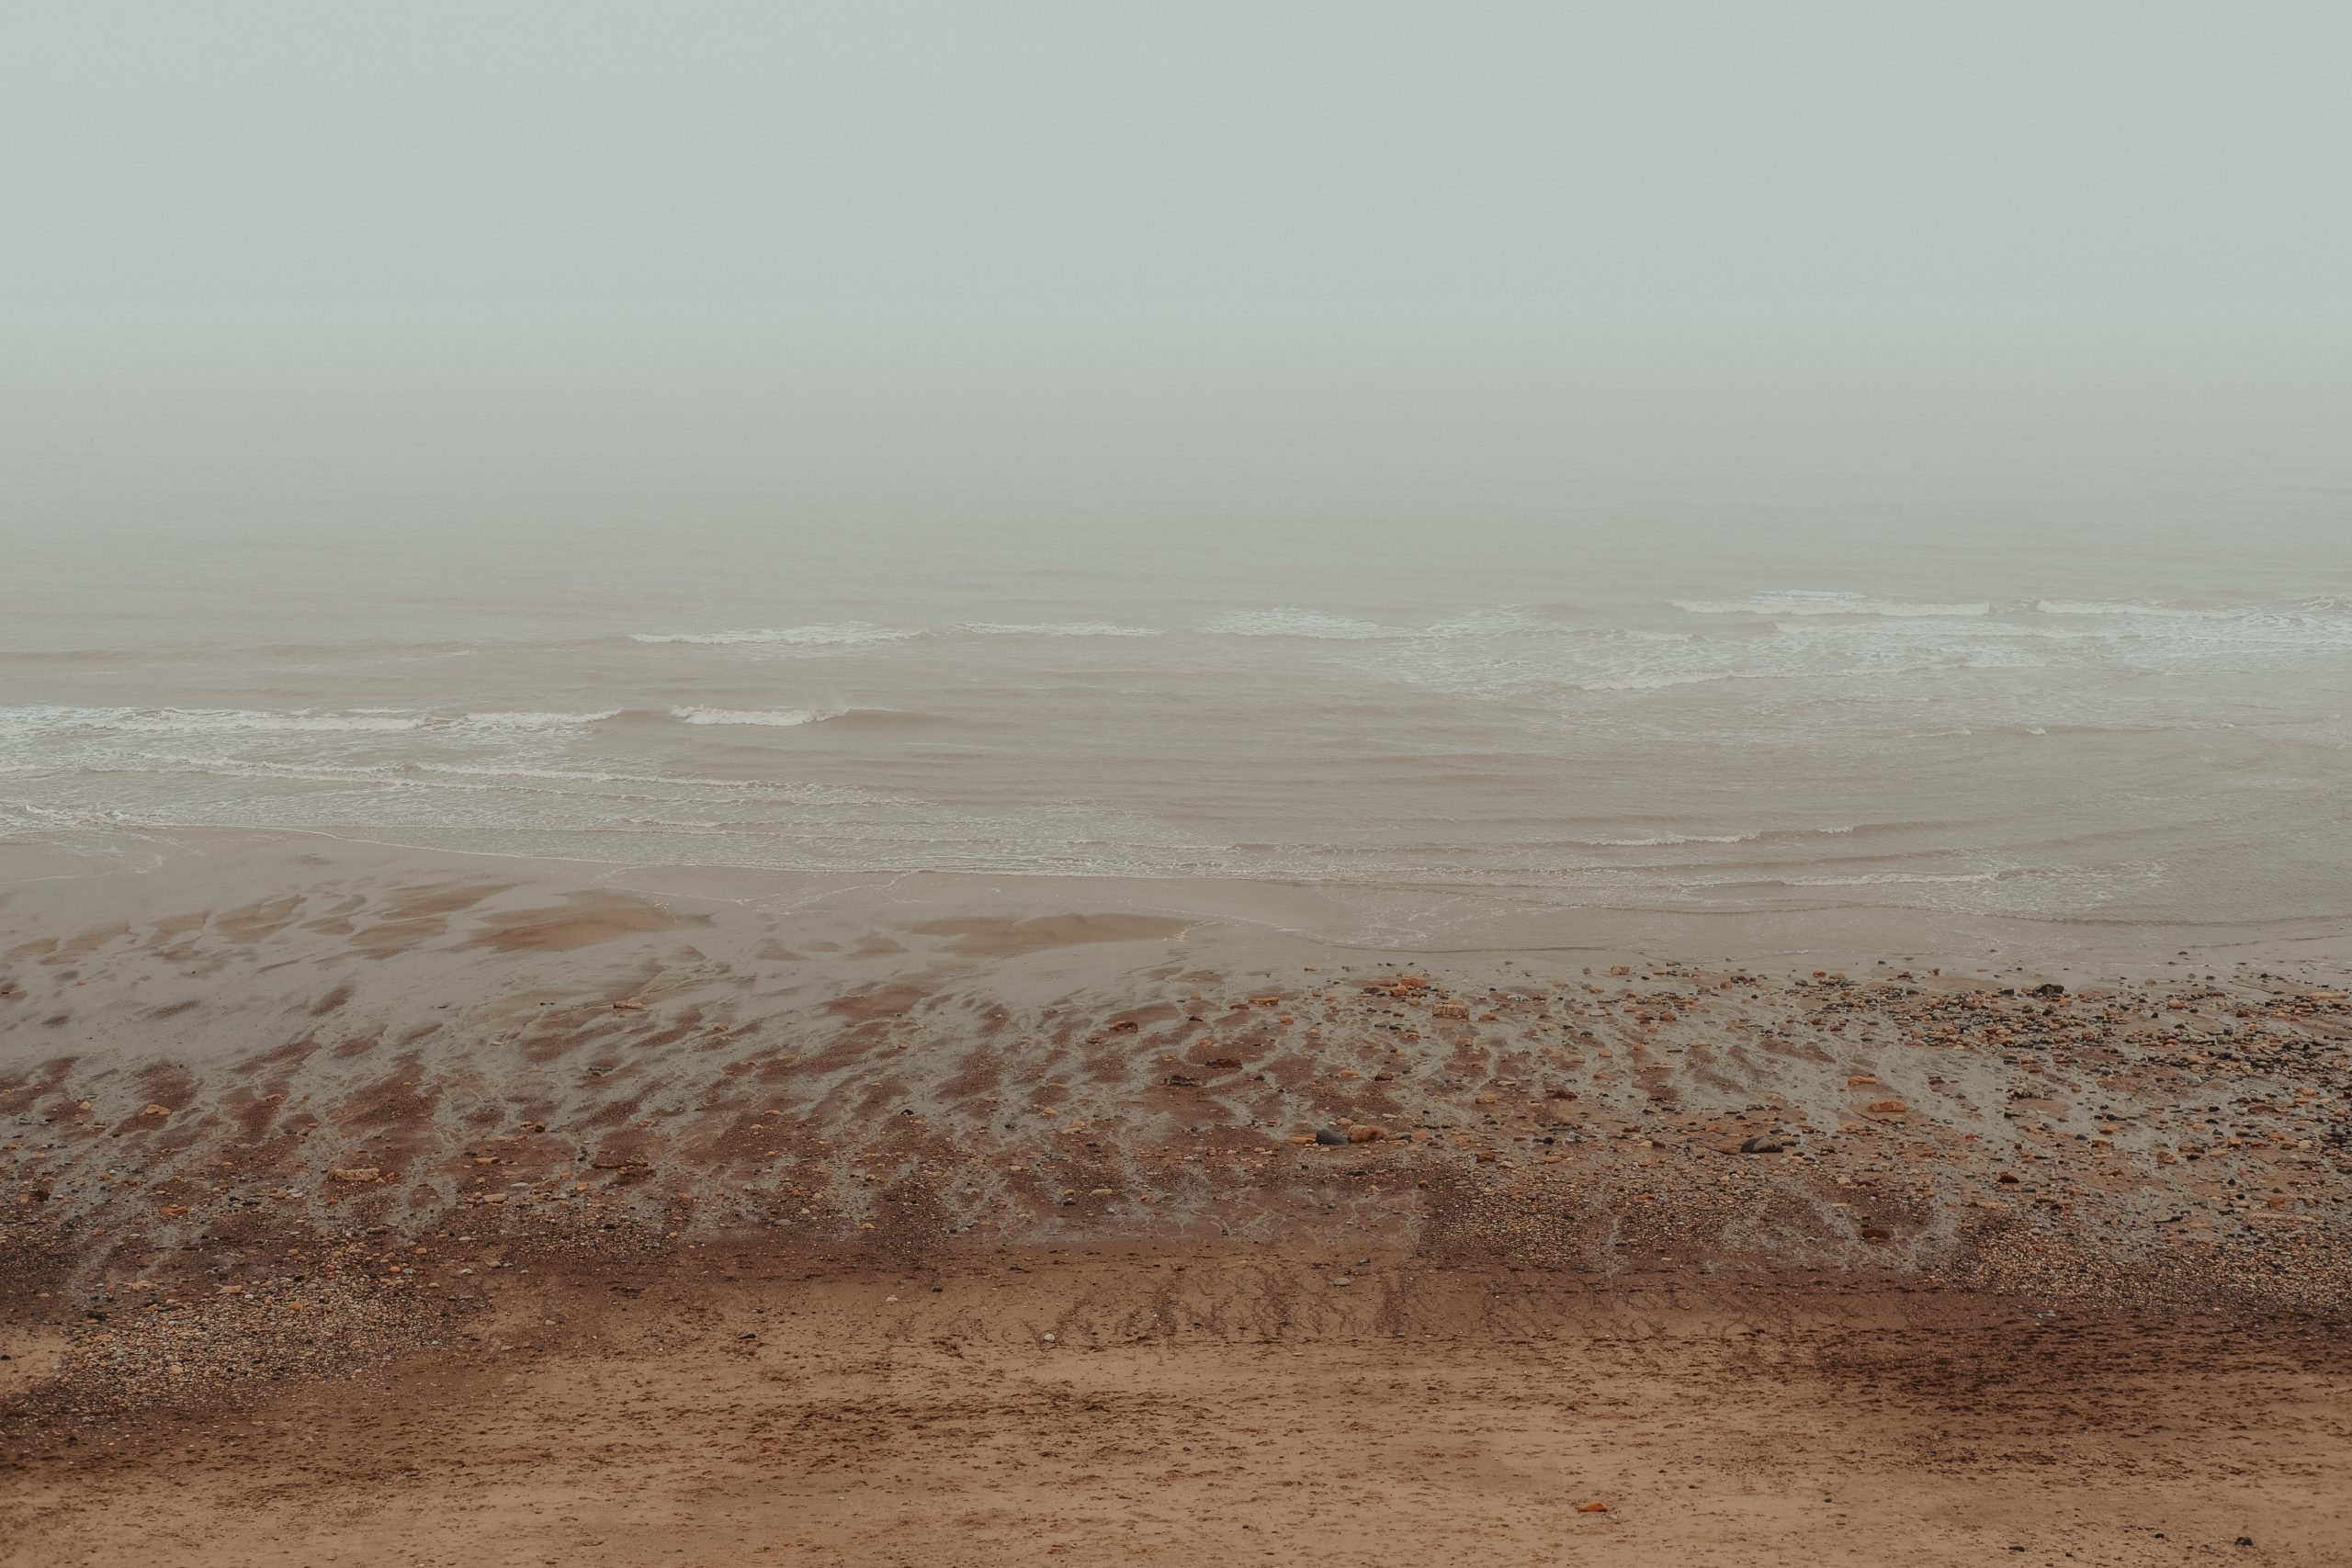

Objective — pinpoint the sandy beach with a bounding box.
[4,833,2348,1563]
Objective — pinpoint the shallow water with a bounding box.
[6,472,2347,932]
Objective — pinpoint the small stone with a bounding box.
[1738,1134,1784,1154]
[1577,1500,1609,1513]
[1866,1100,1908,1115]
[1314,1128,1349,1146]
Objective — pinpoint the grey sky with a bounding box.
[4,4,2348,487]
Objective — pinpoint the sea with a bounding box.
[6,470,2348,935]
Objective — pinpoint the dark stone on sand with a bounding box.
[1738,1134,1784,1154]
[2030,982,2066,997]
[1314,1128,1349,1146]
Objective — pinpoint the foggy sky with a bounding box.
[5,3,2348,502]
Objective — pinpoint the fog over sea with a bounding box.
[8,464,2346,935]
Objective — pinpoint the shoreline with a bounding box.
[5,831,2349,1562]
[5,831,2346,1292]
[13,823,2352,968]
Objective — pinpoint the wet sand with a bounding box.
[4,833,2350,1563]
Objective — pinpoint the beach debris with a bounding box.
[331,1168,381,1183]
[1314,1128,1349,1145]
[1737,1134,1784,1154]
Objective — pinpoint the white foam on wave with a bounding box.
[1785,870,2009,886]
[1411,606,1546,637]
[629,622,920,648]
[78,753,882,806]
[2033,599,2222,618]
[412,762,870,799]
[454,710,621,730]
[1367,618,2048,697]
[1200,608,1392,639]
[0,705,426,738]
[1675,592,1992,618]
[959,621,1163,637]
[668,706,836,728]
[1586,832,1758,847]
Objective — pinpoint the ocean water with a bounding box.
[4,491,2348,933]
